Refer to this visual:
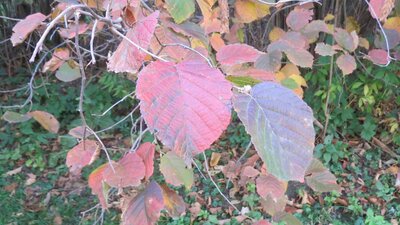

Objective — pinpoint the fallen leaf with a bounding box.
[210,152,221,167]
[28,111,60,133]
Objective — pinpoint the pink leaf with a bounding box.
[286,7,313,31]
[121,181,165,225]
[88,163,109,209]
[66,140,100,176]
[59,22,89,39]
[256,174,287,200]
[103,153,145,188]
[253,220,272,225]
[108,11,159,73]
[367,49,389,65]
[333,28,358,52]
[336,54,356,75]
[216,44,263,65]
[11,13,46,46]
[136,142,156,179]
[241,166,260,178]
[368,0,395,21]
[315,43,337,56]
[137,60,232,160]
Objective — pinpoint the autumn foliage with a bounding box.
[2,0,400,224]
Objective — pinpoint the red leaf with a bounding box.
[286,7,313,31]
[42,48,70,73]
[11,13,46,46]
[369,0,395,21]
[367,49,389,65]
[217,44,263,65]
[136,60,232,159]
[59,22,89,39]
[88,163,109,209]
[28,111,60,133]
[241,166,259,178]
[336,54,356,75]
[136,142,156,179]
[256,174,287,200]
[66,140,100,175]
[121,181,165,225]
[108,11,159,73]
[103,153,145,188]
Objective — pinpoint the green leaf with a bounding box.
[55,61,81,82]
[165,0,195,24]
[361,118,377,141]
[160,151,194,189]
[2,111,32,123]
[226,76,261,87]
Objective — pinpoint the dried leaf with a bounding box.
[305,159,341,192]
[59,22,89,39]
[66,140,100,175]
[42,48,70,73]
[11,13,46,46]
[160,184,186,217]
[28,111,60,133]
[160,152,194,189]
[241,166,260,178]
[2,111,31,123]
[210,152,222,167]
[256,174,287,199]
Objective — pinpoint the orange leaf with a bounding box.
[28,111,60,133]
[160,184,186,218]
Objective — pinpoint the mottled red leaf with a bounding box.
[121,181,165,225]
[160,184,186,218]
[42,48,70,73]
[11,13,46,46]
[367,49,390,65]
[305,159,341,192]
[256,174,287,200]
[286,7,313,31]
[217,44,263,65]
[102,152,145,188]
[336,54,356,75]
[108,11,159,73]
[28,111,60,133]
[66,140,100,175]
[136,60,232,159]
[88,163,109,209]
[136,142,156,179]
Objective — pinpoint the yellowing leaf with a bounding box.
[42,48,70,73]
[345,16,360,33]
[160,152,194,189]
[289,74,307,87]
[28,111,60,133]
[235,0,270,23]
[358,37,370,49]
[210,152,222,167]
[384,17,400,32]
[165,0,195,24]
[324,13,335,21]
[160,184,186,218]
[269,27,285,42]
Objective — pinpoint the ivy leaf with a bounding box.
[315,43,337,56]
[121,181,165,225]
[216,44,263,65]
[2,111,32,123]
[286,7,313,31]
[42,48,70,73]
[136,142,156,179]
[305,159,341,192]
[256,174,287,199]
[108,11,159,73]
[235,0,270,23]
[160,184,186,218]
[232,82,315,181]
[102,152,146,188]
[367,49,389,65]
[336,54,356,75]
[136,60,232,160]
[28,110,60,133]
[160,152,194,189]
[165,0,195,24]
[11,13,46,46]
[55,61,81,82]
[66,140,100,176]
[88,163,110,209]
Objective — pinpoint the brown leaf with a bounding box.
[210,152,222,167]
[59,22,89,39]
[160,184,186,217]
[28,111,60,133]
[42,48,70,73]
[241,166,259,178]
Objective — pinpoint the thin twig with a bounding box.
[93,90,136,117]
[90,19,98,65]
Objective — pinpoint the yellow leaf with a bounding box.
[235,0,270,23]
[269,27,285,42]
[384,17,400,33]
[345,16,360,33]
[358,37,370,49]
[289,74,307,87]
[210,152,221,167]
[324,13,335,22]
[280,63,300,77]
[275,71,286,82]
